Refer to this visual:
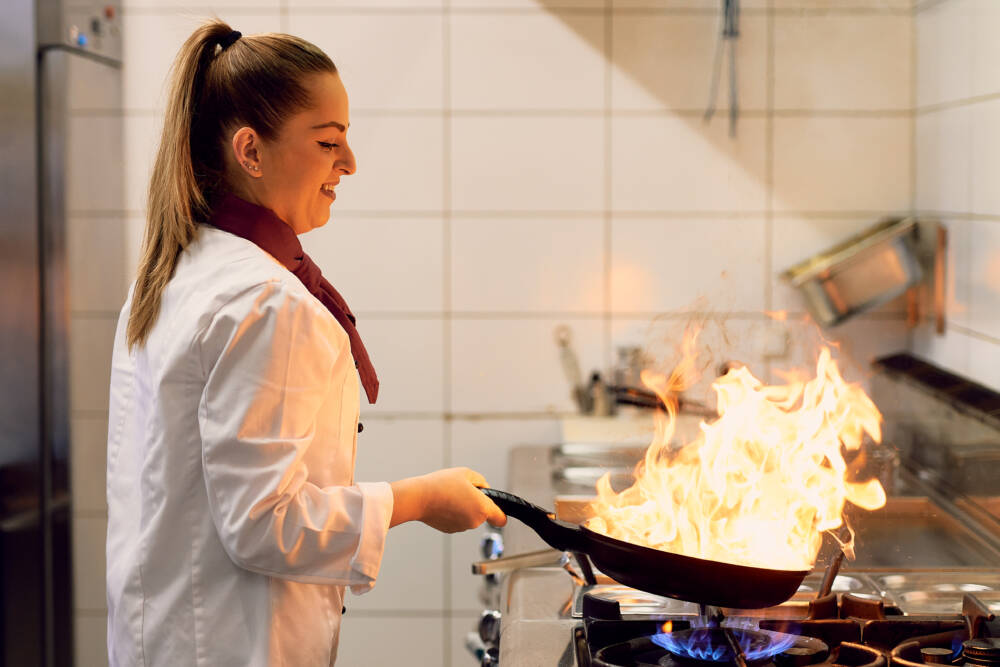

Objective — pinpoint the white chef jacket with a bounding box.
[106,224,394,666]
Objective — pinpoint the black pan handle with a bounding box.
[480,488,585,553]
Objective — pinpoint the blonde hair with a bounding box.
[127,19,336,349]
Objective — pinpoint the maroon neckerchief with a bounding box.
[208,192,379,404]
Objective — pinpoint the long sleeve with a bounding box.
[196,279,392,592]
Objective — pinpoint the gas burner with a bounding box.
[591,628,833,667]
[577,591,997,667]
[652,627,796,665]
[962,639,1000,667]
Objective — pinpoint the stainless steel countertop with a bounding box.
[499,446,576,665]
[501,569,578,666]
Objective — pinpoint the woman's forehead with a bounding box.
[300,72,349,129]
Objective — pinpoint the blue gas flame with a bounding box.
[651,626,799,663]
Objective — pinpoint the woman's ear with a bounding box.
[231,126,263,178]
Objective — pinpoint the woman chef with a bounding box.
[105,20,506,666]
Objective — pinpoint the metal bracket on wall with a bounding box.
[909,220,948,333]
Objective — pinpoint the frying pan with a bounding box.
[481,488,808,609]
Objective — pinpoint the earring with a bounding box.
[243,161,260,173]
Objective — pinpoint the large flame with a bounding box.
[585,330,887,571]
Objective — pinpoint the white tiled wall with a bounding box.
[451,12,606,110]
[288,13,445,110]
[350,419,447,613]
[451,217,605,312]
[452,115,605,211]
[611,13,768,111]
[85,2,918,666]
[64,51,126,667]
[912,0,1000,390]
[610,217,768,313]
[773,15,911,111]
[773,116,913,213]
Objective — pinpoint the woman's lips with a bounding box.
[320,188,336,201]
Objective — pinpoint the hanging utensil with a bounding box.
[480,488,808,609]
[554,325,592,414]
[705,0,740,138]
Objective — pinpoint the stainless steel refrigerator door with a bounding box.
[0,0,41,467]
[0,0,45,663]
[2,0,122,661]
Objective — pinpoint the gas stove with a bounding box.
[476,442,1000,667]
[573,570,999,667]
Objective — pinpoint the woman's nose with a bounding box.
[336,145,356,176]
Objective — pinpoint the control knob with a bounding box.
[478,610,501,646]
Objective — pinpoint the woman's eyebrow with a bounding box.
[311,121,348,131]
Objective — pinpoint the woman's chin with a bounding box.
[310,209,332,232]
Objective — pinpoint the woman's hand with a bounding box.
[390,468,507,533]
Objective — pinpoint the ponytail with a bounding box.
[126,19,336,349]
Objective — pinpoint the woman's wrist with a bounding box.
[389,476,426,527]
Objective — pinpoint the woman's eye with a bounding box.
[318,141,339,151]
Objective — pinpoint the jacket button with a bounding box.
[357,422,364,433]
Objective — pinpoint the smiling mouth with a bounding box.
[320,183,337,200]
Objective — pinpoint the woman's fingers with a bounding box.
[463,468,488,489]
[464,468,505,527]
[404,467,509,533]
[483,496,507,527]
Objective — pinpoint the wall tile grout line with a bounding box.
[121,6,282,15]
[441,4,453,663]
[764,0,776,381]
[965,33,976,221]
[915,91,1000,115]
[114,208,915,220]
[907,0,917,353]
[962,1,978,226]
[360,411,577,422]
[912,212,1000,223]
[120,107,916,117]
[910,0,918,214]
[603,0,613,373]
[950,324,1000,347]
[336,209,914,219]
[349,310,892,320]
[769,7,912,17]
[121,5,914,17]
[346,309,911,320]
[764,0,775,313]
[343,608,485,619]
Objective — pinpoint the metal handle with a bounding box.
[555,325,592,413]
[471,548,566,575]
[555,325,583,390]
[817,549,845,598]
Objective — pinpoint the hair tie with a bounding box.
[219,30,241,51]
